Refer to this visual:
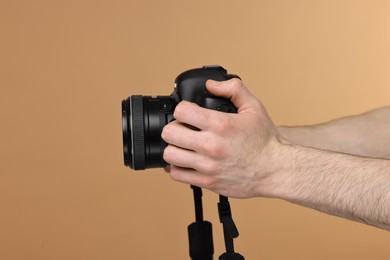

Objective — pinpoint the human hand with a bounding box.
[161,78,285,198]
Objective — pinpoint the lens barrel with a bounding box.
[122,95,176,170]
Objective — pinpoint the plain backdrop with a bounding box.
[1,0,390,259]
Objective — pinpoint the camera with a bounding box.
[121,66,245,259]
[122,66,240,170]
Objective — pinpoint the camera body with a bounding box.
[122,66,239,170]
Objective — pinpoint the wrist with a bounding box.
[268,142,307,201]
[253,137,300,199]
[278,125,323,149]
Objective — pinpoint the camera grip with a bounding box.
[173,65,239,114]
[202,96,237,113]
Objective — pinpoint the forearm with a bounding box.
[267,142,390,230]
[279,106,390,159]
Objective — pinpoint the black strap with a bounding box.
[219,252,245,260]
[188,186,244,260]
[192,185,204,222]
[188,186,214,260]
[218,195,245,260]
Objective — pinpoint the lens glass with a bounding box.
[122,98,132,167]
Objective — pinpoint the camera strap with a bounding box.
[188,186,214,260]
[218,195,244,260]
[188,186,245,260]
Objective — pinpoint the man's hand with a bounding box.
[161,78,390,230]
[161,78,283,198]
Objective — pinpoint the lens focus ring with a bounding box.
[131,96,146,170]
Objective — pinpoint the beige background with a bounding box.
[1,0,390,259]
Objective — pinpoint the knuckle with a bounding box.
[201,134,229,159]
[207,141,223,158]
[199,177,216,190]
[220,118,232,132]
[229,78,245,95]
[201,159,219,174]
[230,77,242,86]
[213,117,232,135]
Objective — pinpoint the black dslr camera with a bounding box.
[122,66,239,170]
[121,66,245,260]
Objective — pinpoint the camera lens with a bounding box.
[122,95,176,170]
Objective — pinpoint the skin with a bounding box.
[161,78,390,230]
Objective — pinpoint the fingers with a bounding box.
[162,121,202,151]
[172,79,258,131]
[162,116,230,157]
[173,100,226,131]
[163,144,198,169]
[163,144,217,173]
[206,78,259,112]
[168,165,216,189]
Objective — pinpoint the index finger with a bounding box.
[173,100,225,131]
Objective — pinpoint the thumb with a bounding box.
[206,78,256,110]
